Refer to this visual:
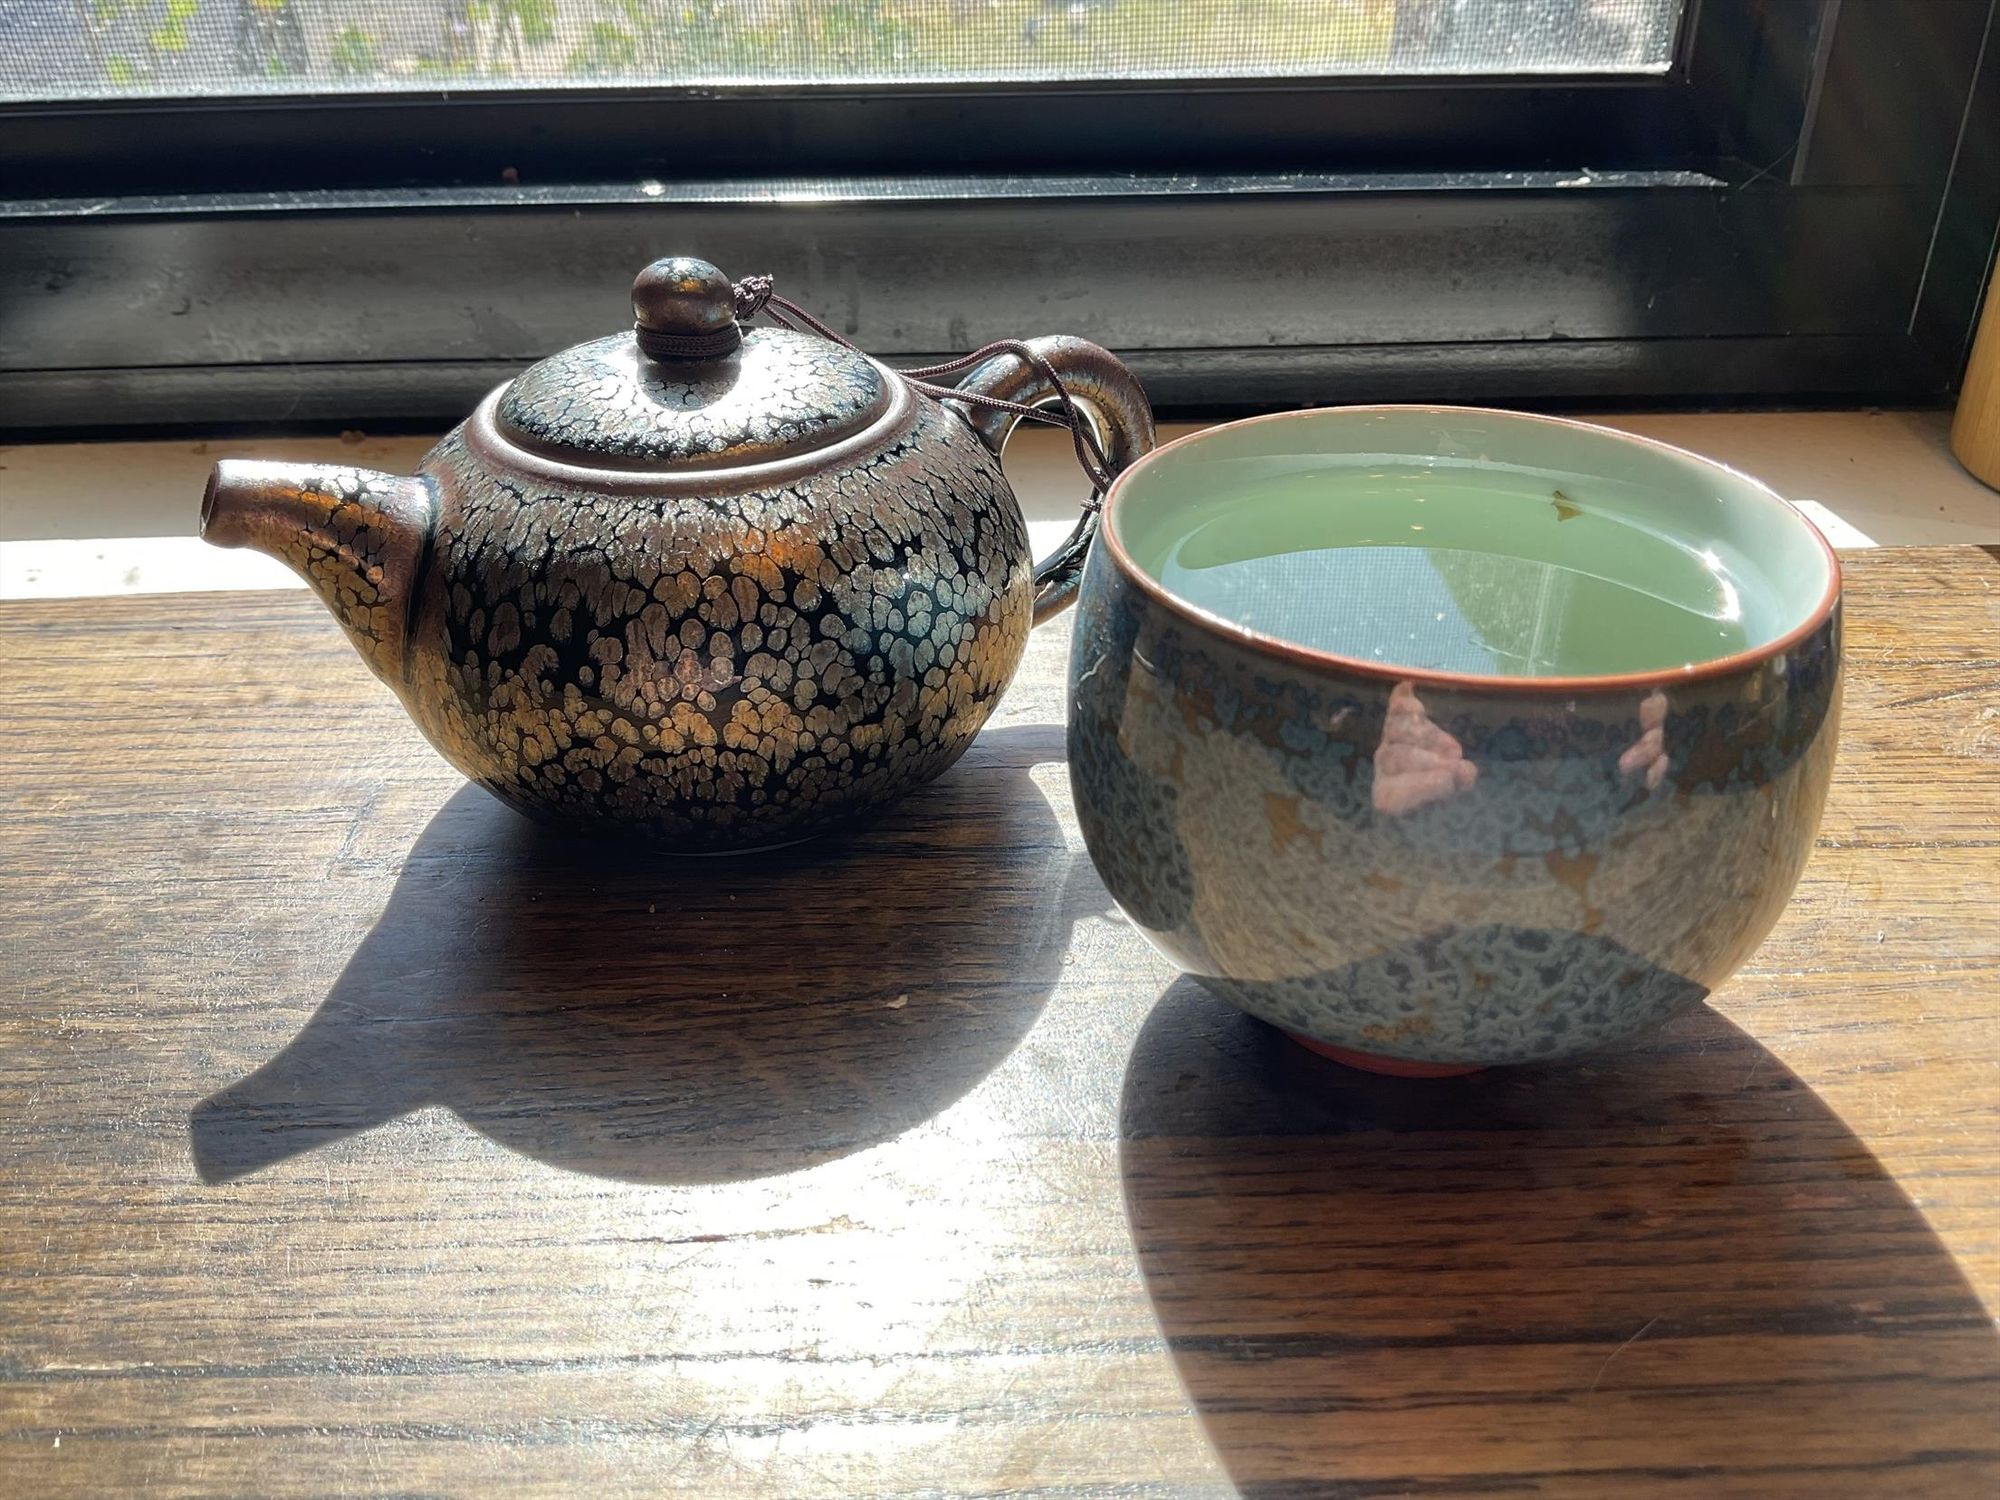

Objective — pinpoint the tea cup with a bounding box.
[1068,406,1841,1073]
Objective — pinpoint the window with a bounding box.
[7,1,1683,94]
[2,1,1996,434]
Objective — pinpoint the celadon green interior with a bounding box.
[1109,407,1835,677]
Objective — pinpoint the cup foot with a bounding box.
[1282,1031,1486,1078]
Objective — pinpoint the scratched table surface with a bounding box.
[2,545,1999,1497]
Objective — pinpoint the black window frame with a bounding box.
[2,0,1995,436]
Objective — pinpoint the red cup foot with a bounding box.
[1283,1031,1486,1078]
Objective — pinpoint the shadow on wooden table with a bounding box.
[191,724,1096,1185]
[1121,979,2000,1498]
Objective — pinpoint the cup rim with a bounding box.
[1097,404,1843,695]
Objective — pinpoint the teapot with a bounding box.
[201,257,1155,850]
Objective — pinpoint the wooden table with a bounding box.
[3,547,1998,1498]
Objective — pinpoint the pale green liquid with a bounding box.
[1151,466,1750,678]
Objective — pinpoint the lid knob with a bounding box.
[632,257,741,361]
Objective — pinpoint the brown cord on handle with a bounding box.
[728,274,1119,508]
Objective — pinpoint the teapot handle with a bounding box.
[947,336,1156,625]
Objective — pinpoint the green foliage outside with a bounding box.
[557,0,1393,81]
[329,22,379,75]
[148,0,199,52]
[74,0,191,88]
[56,0,1396,91]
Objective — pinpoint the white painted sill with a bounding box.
[1,409,1994,600]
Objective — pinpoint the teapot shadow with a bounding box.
[192,724,1098,1185]
[1121,980,2000,1496]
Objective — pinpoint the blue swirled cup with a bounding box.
[1068,407,1841,1074]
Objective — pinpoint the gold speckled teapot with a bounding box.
[201,257,1155,849]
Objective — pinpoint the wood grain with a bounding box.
[1,547,1998,1497]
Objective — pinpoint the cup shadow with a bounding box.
[192,724,1101,1185]
[1121,980,2000,1498]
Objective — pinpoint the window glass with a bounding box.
[2,0,1683,101]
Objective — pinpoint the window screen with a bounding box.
[3,0,1683,99]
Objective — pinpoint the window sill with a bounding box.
[0,408,1991,601]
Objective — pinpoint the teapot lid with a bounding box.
[491,257,893,473]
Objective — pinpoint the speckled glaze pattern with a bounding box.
[198,460,433,684]
[390,395,1034,848]
[1068,547,1842,1066]
[201,254,1156,849]
[496,329,889,472]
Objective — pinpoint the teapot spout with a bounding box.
[201,461,433,686]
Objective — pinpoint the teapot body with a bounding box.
[199,256,1155,850]
[401,383,1033,849]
